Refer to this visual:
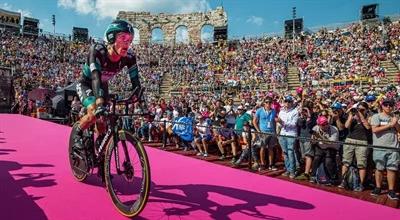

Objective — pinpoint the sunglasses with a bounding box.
[116,33,133,43]
[383,103,394,107]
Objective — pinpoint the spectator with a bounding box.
[224,98,236,129]
[194,115,212,157]
[253,97,278,171]
[339,102,371,191]
[233,121,259,170]
[217,119,237,160]
[310,116,340,184]
[277,95,299,178]
[233,105,253,163]
[370,98,400,200]
[295,103,317,180]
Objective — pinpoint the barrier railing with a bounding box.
[120,117,400,169]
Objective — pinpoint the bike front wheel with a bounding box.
[68,122,90,182]
[104,130,151,217]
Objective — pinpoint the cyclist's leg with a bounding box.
[94,83,109,135]
[74,80,97,149]
[76,80,97,130]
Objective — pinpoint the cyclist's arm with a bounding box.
[127,54,141,97]
[88,44,105,99]
[91,70,104,99]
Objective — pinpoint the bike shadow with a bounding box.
[0,148,16,155]
[0,149,56,220]
[82,174,314,220]
[145,182,315,220]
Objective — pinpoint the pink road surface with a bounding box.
[0,114,399,220]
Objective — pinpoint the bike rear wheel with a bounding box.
[68,122,90,182]
[104,130,151,217]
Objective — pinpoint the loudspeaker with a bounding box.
[0,75,13,113]
[284,18,303,39]
[361,4,378,20]
[214,26,228,41]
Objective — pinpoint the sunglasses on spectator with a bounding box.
[382,103,394,107]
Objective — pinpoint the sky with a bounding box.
[1,0,399,42]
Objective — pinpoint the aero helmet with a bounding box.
[104,20,134,44]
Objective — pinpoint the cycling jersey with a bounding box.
[76,43,141,107]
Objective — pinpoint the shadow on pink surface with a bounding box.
[145,183,315,220]
[0,149,56,220]
[80,174,315,220]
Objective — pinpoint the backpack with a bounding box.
[343,166,360,190]
[315,163,330,184]
[252,135,262,148]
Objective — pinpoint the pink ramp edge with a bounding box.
[0,114,399,220]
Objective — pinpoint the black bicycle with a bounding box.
[68,89,151,217]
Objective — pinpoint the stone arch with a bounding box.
[175,25,189,44]
[200,23,214,43]
[118,7,228,44]
[132,27,140,44]
[125,21,142,45]
[151,27,164,44]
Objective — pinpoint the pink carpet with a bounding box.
[0,114,399,220]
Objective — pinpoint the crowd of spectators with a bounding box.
[294,22,400,88]
[119,85,400,201]
[2,18,400,201]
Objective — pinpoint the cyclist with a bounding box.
[74,19,142,149]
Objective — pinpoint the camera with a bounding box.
[350,108,357,114]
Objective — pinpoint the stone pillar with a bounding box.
[139,26,151,44]
[163,23,176,44]
[188,24,201,44]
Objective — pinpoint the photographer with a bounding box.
[310,116,340,184]
[329,102,348,162]
[339,102,371,191]
[296,103,317,181]
[329,102,348,142]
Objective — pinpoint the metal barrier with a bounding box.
[131,118,400,169]
[153,119,400,151]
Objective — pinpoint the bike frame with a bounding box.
[93,94,139,175]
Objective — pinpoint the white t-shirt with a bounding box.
[278,107,299,137]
